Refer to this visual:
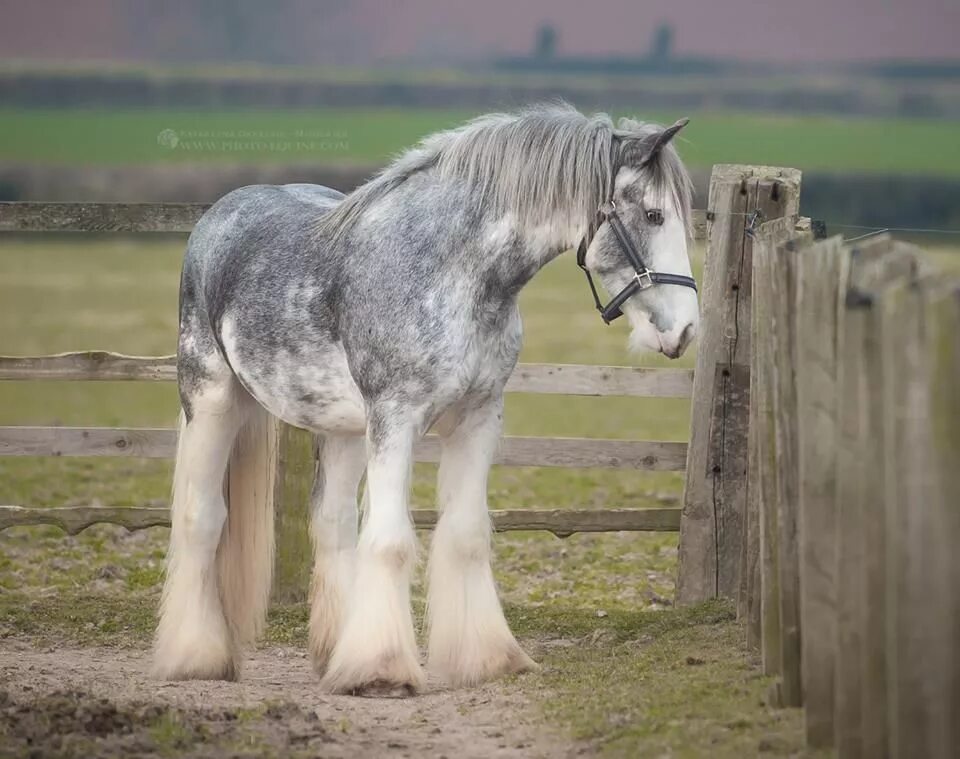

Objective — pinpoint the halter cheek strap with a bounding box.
[576,201,697,324]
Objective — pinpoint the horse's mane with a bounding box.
[315,103,693,242]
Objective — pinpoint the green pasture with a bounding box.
[1,107,959,177]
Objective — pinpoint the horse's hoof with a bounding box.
[349,679,419,698]
[152,656,238,682]
[320,651,425,696]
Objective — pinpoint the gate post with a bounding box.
[676,165,801,605]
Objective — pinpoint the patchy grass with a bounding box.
[535,610,805,757]
[0,587,807,756]
[0,683,334,758]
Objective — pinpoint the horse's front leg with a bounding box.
[427,396,536,687]
[320,412,424,696]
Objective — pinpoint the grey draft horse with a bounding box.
[154,103,698,697]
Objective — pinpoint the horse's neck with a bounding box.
[484,210,584,290]
[523,213,583,263]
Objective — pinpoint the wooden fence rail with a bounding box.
[1,202,709,239]
[0,504,681,539]
[0,351,695,397]
[0,425,688,470]
[744,225,960,756]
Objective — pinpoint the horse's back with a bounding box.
[183,183,341,318]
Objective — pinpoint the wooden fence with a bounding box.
[0,164,803,604]
[743,222,959,755]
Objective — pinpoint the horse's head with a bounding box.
[582,118,698,359]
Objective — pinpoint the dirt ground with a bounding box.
[0,640,573,759]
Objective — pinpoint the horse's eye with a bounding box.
[646,209,664,226]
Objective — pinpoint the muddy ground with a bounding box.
[0,640,571,759]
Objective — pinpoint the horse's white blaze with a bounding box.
[309,435,366,671]
[619,178,698,358]
[427,403,536,685]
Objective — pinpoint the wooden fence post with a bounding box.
[859,244,918,759]
[922,279,960,759]
[270,424,317,604]
[750,216,800,681]
[882,269,960,759]
[769,229,812,708]
[793,235,848,745]
[677,164,801,605]
[834,235,913,756]
[833,236,886,757]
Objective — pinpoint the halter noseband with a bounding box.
[575,199,698,325]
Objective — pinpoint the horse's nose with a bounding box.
[659,322,696,359]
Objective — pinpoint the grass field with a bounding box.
[2,107,959,177]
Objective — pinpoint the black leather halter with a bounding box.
[576,200,698,324]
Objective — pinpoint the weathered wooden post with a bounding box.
[750,216,801,682]
[920,277,960,759]
[833,235,888,757]
[836,237,919,757]
[793,235,848,745]
[677,165,801,605]
[925,280,960,759]
[881,267,959,759]
[768,226,812,708]
[860,244,917,759]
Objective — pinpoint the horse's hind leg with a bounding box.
[427,397,536,686]
[153,368,248,681]
[309,434,366,673]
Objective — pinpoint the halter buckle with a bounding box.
[634,270,654,290]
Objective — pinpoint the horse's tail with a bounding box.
[215,402,278,646]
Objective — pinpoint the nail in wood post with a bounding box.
[677,165,801,605]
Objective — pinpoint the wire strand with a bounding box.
[704,208,960,239]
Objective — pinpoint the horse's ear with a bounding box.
[640,117,689,166]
